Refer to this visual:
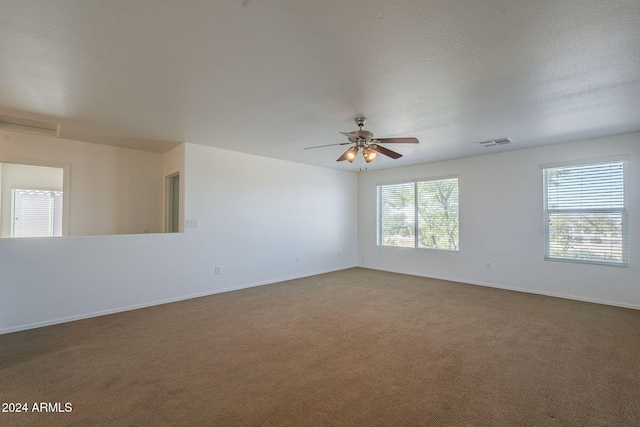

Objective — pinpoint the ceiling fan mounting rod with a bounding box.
[353,117,373,141]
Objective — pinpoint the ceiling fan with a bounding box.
[304,117,419,164]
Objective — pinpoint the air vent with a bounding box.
[0,115,61,137]
[477,137,512,147]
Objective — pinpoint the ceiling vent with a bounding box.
[477,137,512,147]
[0,115,61,137]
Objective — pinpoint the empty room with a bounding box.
[1,1,639,426]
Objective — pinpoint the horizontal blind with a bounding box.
[11,189,63,238]
[417,178,459,250]
[378,178,459,251]
[379,182,415,247]
[546,162,624,210]
[544,161,627,265]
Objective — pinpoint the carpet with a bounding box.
[1,268,639,426]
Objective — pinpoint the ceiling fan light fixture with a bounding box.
[345,146,358,163]
[363,147,377,163]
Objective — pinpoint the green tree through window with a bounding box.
[378,178,459,251]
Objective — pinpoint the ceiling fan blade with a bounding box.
[304,142,351,150]
[374,137,419,144]
[340,131,357,141]
[370,144,403,159]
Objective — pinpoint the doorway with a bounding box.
[165,173,180,233]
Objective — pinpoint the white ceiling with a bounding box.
[1,0,639,171]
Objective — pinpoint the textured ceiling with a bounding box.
[1,0,639,171]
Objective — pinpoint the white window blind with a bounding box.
[544,161,627,266]
[11,189,63,238]
[379,183,415,248]
[378,178,458,251]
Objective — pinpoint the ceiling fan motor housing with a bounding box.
[354,129,373,142]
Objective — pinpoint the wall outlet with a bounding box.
[360,256,365,262]
[337,251,341,258]
[214,266,221,275]
[185,219,199,229]
[484,262,491,270]
[296,256,300,264]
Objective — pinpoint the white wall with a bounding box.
[0,143,358,334]
[182,143,358,289]
[0,130,164,236]
[358,132,640,309]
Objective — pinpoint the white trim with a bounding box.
[540,154,629,169]
[375,173,459,188]
[360,265,640,311]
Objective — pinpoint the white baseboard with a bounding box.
[359,265,640,311]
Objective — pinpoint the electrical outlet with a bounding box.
[296,256,300,264]
[484,262,491,270]
[360,256,365,262]
[214,266,221,275]
[185,219,199,229]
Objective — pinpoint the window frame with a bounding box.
[0,156,70,238]
[377,176,459,252]
[542,158,628,267]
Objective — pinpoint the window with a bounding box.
[11,189,63,238]
[378,177,459,251]
[543,160,627,266]
[1,161,67,239]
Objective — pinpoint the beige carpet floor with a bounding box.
[1,268,639,426]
